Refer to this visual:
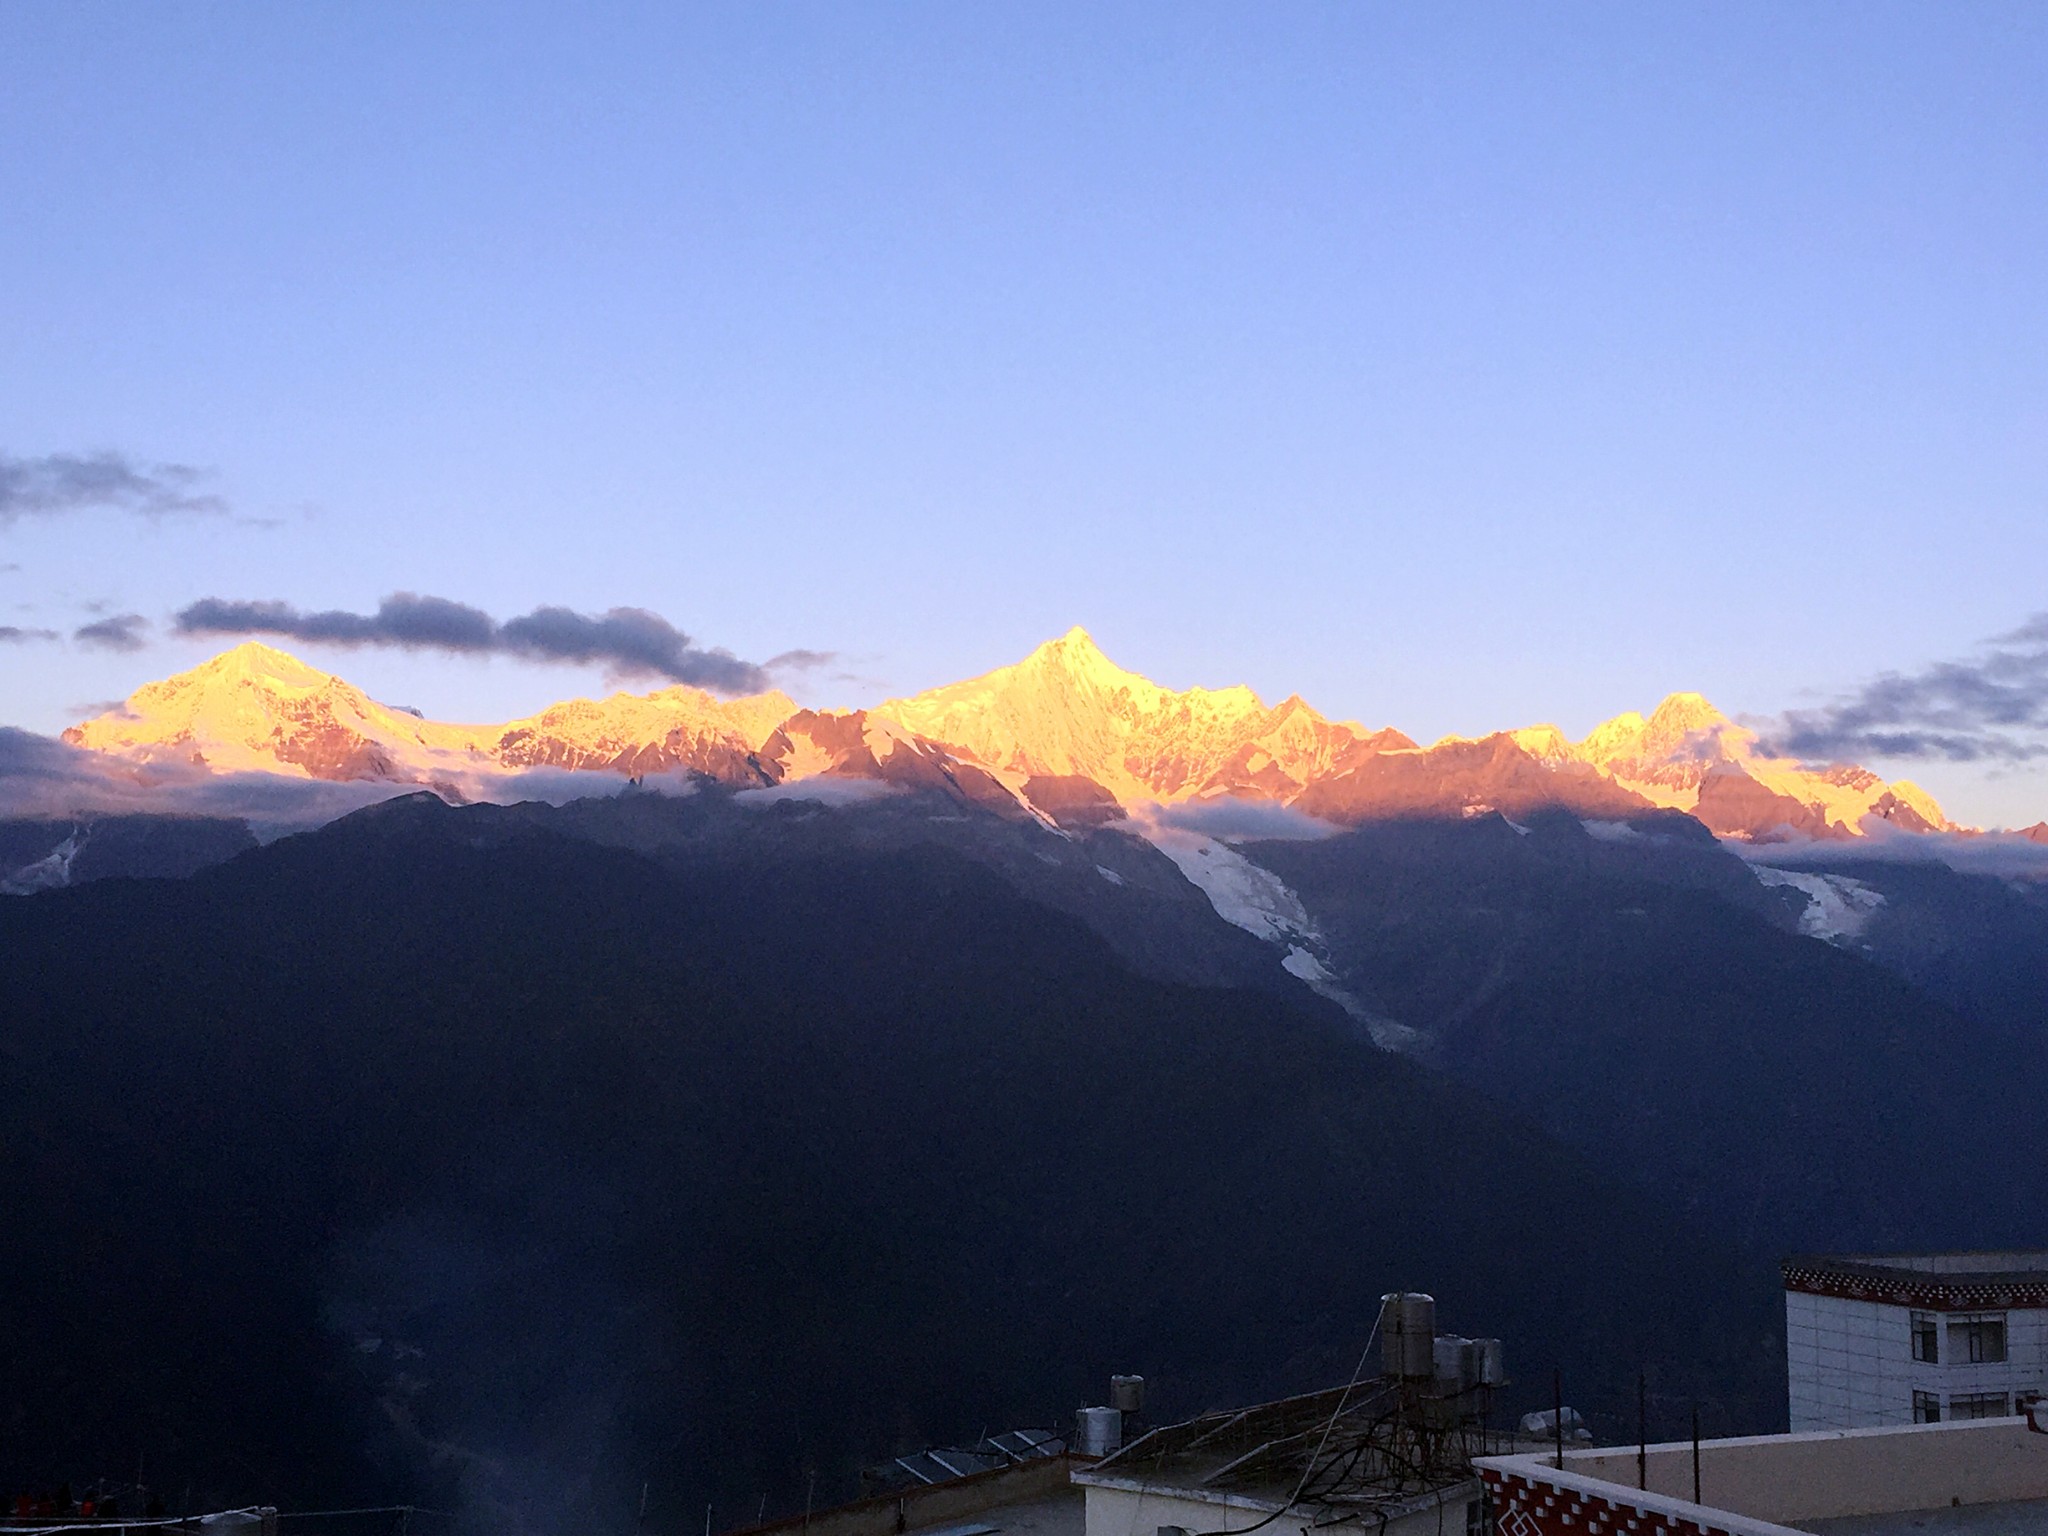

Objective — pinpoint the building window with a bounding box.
[1912,1311,1940,1363]
[1948,1313,2008,1364]
[1913,1391,1941,1423]
[1951,1392,2011,1420]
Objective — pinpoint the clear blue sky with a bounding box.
[3,3,2045,822]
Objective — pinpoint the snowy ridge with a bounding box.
[60,631,1974,844]
[1750,866,1887,944]
[0,831,81,895]
[1133,816,1419,1049]
[1504,692,1956,838]
[876,627,1408,808]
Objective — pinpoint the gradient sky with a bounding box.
[3,3,2046,823]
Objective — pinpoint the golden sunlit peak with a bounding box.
[184,641,338,690]
[1025,625,1112,665]
[1645,691,1728,732]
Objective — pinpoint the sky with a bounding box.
[3,3,2046,824]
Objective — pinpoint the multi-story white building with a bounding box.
[1784,1251,2048,1430]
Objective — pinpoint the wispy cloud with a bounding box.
[1133,798,1340,842]
[175,592,816,696]
[734,777,900,808]
[0,451,224,525]
[0,625,58,644]
[1766,613,2048,765]
[1740,828,2048,880]
[74,613,151,652]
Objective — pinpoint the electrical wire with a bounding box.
[1201,1307,1386,1536]
[276,1507,456,1521]
[3,1512,267,1535]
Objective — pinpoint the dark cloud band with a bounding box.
[0,451,224,524]
[174,593,815,695]
[1767,612,2048,764]
[74,613,152,653]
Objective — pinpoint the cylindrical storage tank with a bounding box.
[1075,1406,1123,1457]
[1110,1375,1146,1415]
[1379,1292,1436,1379]
[1457,1339,1484,1388]
[1476,1338,1505,1385]
[1434,1335,1469,1388]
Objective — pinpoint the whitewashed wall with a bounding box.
[1786,1291,2048,1430]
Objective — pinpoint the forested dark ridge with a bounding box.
[1,794,1778,1535]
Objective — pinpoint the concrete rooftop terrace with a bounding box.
[1479,1417,2048,1536]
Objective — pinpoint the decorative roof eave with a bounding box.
[1781,1260,2048,1312]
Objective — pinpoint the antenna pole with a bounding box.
[1637,1373,1647,1491]
[1692,1404,1702,1503]
[1553,1369,1564,1470]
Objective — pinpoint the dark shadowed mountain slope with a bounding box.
[526,783,1336,1003]
[1744,852,2048,1040]
[0,795,1779,1535]
[1246,813,2048,1253]
[0,813,256,892]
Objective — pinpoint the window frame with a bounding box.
[1949,1390,2011,1421]
[1913,1390,1942,1424]
[1911,1310,1940,1364]
[1947,1312,2009,1365]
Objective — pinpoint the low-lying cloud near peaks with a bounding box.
[0,725,690,830]
[1767,612,2048,766]
[176,593,824,695]
[0,451,224,524]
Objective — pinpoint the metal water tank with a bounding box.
[1434,1335,1471,1388]
[1111,1375,1147,1415]
[1076,1406,1124,1457]
[1379,1292,1436,1378]
[1474,1338,1505,1386]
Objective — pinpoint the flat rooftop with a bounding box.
[1808,1496,2048,1536]
[1076,1379,1507,1520]
[913,1489,1084,1536]
[1790,1253,2048,1280]
[1479,1418,2048,1536]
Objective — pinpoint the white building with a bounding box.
[1784,1251,2048,1430]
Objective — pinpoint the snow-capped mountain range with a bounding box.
[62,626,1960,842]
